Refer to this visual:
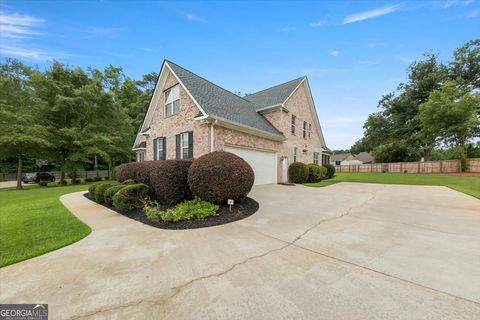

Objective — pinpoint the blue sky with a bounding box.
[1,0,479,149]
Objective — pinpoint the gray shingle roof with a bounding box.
[134,141,146,149]
[166,60,284,138]
[244,77,305,109]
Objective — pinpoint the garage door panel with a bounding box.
[225,146,276,185]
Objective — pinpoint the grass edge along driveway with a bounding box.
[305,172,480,199]
[0,184,91,267]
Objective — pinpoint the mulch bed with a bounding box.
[84,193,259,230]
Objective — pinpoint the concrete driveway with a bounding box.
[1,183,479,319]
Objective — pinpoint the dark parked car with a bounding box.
[22,172,56,184]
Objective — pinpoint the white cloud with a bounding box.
[393,54,413,64]
[309,20,327,27]
[281,25,295,32]
[343,5,402,24]
[0,44,67,61]
[330,50,340,57]
[0,12,45,38]
[467,10,479,18]
[180,11,208,23]
[442,0,473,8]
[84,27,121,38]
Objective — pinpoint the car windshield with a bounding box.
[24,173,36,177]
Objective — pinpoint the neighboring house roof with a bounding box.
[330,152,375,163]
[244,77,305,109]
[354,152,374,163]
[330,153,352,162]
[166,60,284,138]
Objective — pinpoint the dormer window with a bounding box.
[164,84,180,117]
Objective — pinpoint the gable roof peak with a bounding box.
[243,76,306,108]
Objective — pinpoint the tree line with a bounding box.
[350,39,480,167]
[0,59,157,189]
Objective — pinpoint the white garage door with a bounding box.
[225,146,276,185]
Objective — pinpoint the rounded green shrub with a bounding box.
[94,181,119,203]
[112,183,149,210]
[150,159,194,205]
[288,162,309,183]
[322,163,336,179]
[307,164,323,183]
[88,181,104,195]
[188,151,254,204]
[104,184,127,206]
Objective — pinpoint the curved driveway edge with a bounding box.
[1,184,479,319]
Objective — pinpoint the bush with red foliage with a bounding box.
[116,161,159,186]
[116,162,137,182]
[149,159,194,205]
[188,151,254,204]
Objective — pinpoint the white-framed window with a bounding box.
[164,84,180,117]
[313,152,319,164]
[176,131,193,159]
[291,115,296,134]
[136,151,145,162]
[157,138,165,160]
[180,132,189,158]
[308,124,312,139]
[303,121,307,139]
[294,147,297,163]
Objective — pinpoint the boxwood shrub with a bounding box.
[104,184,126,206]
[307,164,324,183]
[288,162,309,183]
[322,163,336,179]
[88,181,104,195]
[94,181,119,202]
[112,183,149,210]
[149,159,193,205]
[188,151,254,204]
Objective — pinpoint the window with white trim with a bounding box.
[157,138,165,160]
[164,84,180,117]
[308,123,312,139]
[313,152,319,164]
[291,115,296,134]
[180,132,189,158]
[294,147,297,163]
[136,151,145,162]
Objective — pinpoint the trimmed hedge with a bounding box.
[104,184,127,206]
[94,181,120,202]
[188,151,254,204]
[307,164,325,183]
[116,162,137,182]
[112,183,149,210]
[88,181,104,195]
[322,163,336,179]
[289,162,309,183]
[149,159,194,205]
[116,161,158,186]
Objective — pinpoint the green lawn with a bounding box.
[0,183,91,267]
[305,173,480,199]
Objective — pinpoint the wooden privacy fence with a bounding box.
[1,170,112,181]
[335,158,480,174]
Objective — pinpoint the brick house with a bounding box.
[133,60,330,185]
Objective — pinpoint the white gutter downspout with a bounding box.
[210,119,218,152]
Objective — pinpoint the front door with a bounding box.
[281,157,288,183]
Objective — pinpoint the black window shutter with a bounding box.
[162,137,166,160]
[153,138,157,160]
[188,131,193,158]
[175,134,180,159]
